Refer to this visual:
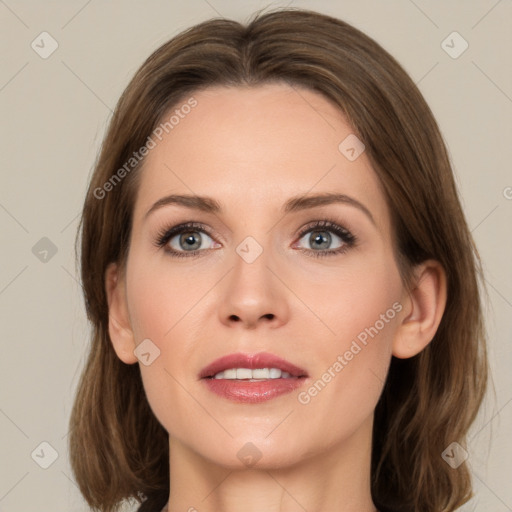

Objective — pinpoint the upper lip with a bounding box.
[199,352,308,379]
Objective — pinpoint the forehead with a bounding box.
[133,83,389,228]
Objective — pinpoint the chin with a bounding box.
[185,428,318,471]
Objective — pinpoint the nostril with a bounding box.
[226,313,275,325]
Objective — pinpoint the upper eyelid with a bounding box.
[297,219,351,234]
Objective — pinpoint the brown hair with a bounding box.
[69,8,489,512]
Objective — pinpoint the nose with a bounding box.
[218,243,290,330]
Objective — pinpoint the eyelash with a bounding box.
[153,219,357,259]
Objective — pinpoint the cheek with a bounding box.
[297,251,403,350]
[125,250,205,340]
[291,256,401,425]
[124,252,212,431]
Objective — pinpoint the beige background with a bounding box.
[1,1,511,511]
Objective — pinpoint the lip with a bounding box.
[199,352,308,403]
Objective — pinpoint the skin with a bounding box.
[106,83,447,512]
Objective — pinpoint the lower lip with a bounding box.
[202,377,305,403]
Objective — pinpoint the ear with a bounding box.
[105,262,138,364]
[392,260,447,359]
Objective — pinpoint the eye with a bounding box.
[154,219,356,259]
[294,220,356,258]
[154,222,220,258]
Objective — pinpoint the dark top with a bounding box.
[136,491,168,512]
[136,493,399,512]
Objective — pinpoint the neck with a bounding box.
[165,415,378,512]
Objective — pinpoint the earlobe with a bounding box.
[105,262,138,365]
[392,260,447,359]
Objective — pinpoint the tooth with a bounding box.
[212,367,293,379]
[252,368,270,379]
[236,368,252,379]
[269,368,282,378]
[224,368,237,379]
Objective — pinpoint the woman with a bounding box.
[69,8,489,512]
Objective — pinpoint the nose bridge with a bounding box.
[218,234,289,328]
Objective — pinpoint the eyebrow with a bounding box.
[144,192,375,225]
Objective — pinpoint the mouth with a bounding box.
[199,352,308,403]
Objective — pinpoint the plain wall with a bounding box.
[0,1,511,510]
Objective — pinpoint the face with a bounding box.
[113,83,408,469]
